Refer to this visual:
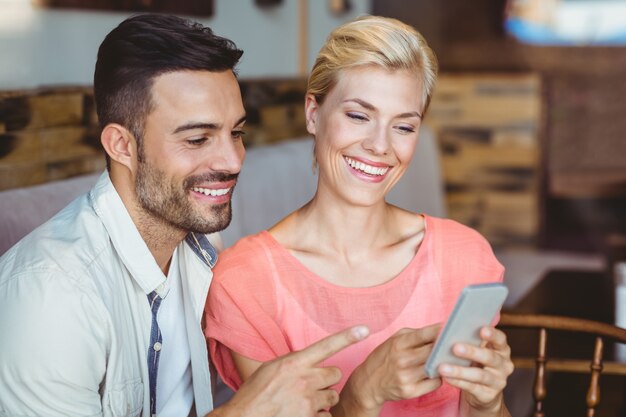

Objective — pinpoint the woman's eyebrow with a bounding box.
[344,98,422,119]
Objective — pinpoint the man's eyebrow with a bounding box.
[172,122,218,135]
[172,115,246,135]
[344,98,422,119]
[234,115,247,127]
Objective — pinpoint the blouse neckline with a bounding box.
[258,214,432,294]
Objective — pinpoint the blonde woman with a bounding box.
[206,16,513,417]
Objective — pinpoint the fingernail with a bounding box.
[455,344,466,354]
[352,325,369,340]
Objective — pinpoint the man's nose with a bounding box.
[209,135,245,174]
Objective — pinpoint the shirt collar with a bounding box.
[89,171,218,294]
[89,171,169,295]
[185,232,218,268]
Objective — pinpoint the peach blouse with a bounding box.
[205,215,504,416]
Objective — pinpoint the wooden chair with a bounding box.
[498,312,626,417]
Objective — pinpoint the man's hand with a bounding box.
[209,325,369,417]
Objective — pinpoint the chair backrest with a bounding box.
[498,312,626,417]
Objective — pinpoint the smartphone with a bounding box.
[424,283,509,378]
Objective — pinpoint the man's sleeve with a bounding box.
[0,270,109,417]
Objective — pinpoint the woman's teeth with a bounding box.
[344,157,389,176]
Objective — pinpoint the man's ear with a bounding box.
[101,124,137,171]
[304,94,320,136]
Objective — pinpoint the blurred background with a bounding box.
[1,0,626,415]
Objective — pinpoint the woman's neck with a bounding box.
[289,191,398,257]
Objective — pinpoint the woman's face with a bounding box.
[305,65,424,207]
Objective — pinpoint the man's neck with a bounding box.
[110,170,187,275]
[134,213,186,275]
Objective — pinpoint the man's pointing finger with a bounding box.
[293,325,370,366]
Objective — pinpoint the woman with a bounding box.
[205,15,513,417]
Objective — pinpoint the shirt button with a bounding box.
[153,342,162,352]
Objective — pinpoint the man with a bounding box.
[0,14,368,417]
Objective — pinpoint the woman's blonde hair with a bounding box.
[307,15,438,113]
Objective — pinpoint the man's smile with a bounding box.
[191,186,231,197]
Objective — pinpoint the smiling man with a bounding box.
[0,14,368,417]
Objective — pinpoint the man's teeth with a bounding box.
[344,157,389,176]
[192,187,230,197]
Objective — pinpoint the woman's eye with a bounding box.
[397,125,416,134]
[347,112,369,122]
[187,137,208,145]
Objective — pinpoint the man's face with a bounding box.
[135,70,246,234]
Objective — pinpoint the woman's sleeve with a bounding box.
[204,245,290,390]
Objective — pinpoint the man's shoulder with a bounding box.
[0,195,112,291]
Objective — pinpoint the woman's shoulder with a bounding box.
[429,215,504,283]
[426,215,491,249]
[212,231,275,278]
[425,215,503,275]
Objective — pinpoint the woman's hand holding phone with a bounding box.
[335,324,443,417]
[425,283,513,416]
[440,325,514,416]
[336,284,513,417]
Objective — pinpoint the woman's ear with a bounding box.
[304,94,320,136]
[100,124,137,172]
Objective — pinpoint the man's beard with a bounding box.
[135,160,237,234]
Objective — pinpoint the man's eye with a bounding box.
[187,137,208,145]
[347,112,368,122]
[232,130,246,140]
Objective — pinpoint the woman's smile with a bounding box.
[343,156,391,183]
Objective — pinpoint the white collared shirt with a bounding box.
[0,172,216,417]
[157,248,193,416]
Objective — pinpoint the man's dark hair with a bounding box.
[94,14,243,165]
